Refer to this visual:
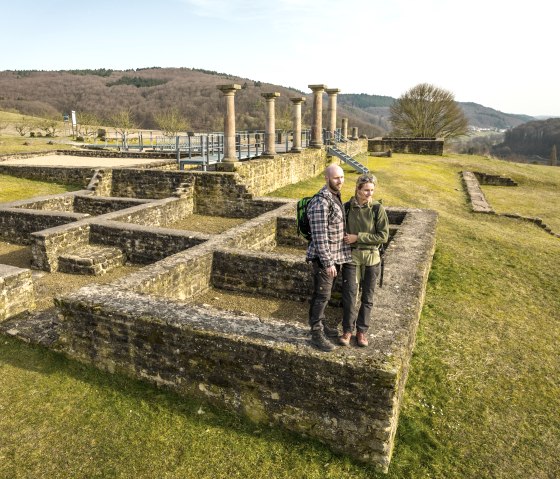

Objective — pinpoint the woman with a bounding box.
[340,174,389,347]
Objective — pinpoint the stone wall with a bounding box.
[31,220,91,271]
[368,137,444,155]
[212,249,311,300]
[0,265,34,321]
[53,201,438,472]
[73,194,152,216]
[232,139,368,197]
[0,208,87,245]
[472,171,518,186]
[110,168,192,199]
[7,191,80,212]
[56,286,400,471]
[106,197,194,227]
[0,164,95,188]
[90,221,209,264]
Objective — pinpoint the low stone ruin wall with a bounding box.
[90,221,209,265]
[0,164,96,188]
[212,249,311,300]
[472,171,518,186]
[368,137,444,155]
[0,265,34,322]
[0,208,88,245]
[232,139,367,197]
[461,171,559,237]
[73,194,152,216]
[54,199,438,472]
[31,220,92,271]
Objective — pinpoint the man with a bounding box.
[306,164,351,351]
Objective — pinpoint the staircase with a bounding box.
[58,245,126,275]
[327,145,369,174]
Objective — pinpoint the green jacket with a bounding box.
[344,197,389,266]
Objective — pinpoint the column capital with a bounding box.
[325,88,341,95]
[261,92,280,99]
[308,84,327,92]
[290,97,306,104]
[217,84,241,94]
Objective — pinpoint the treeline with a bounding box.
[492,118,560,160]
[0,67,537,137]
[0,68,389,136]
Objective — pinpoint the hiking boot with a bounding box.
[323,325,340,338]
[356,331,368,347]
[311,330,336,352]
[339,331,352,346]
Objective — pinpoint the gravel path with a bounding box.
[0,154,171,168]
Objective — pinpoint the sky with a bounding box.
[2,0,558,117]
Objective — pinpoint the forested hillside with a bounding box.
[0,67,534,136]
[492,118,560,161]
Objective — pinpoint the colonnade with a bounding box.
[216,83,354,164]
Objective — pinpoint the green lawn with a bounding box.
[0,175,79,203]
[1,154,559,478]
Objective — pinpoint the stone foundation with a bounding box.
[1,149,437,471]
[58,245,126,275]
[53,200,437,473]
[0,264,34,321]
[368,137,444,155]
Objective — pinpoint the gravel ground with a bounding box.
[166,214,246,234]
[0,154,171,168]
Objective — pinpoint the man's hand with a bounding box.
[344,233,358,244]
[326,265,337,278]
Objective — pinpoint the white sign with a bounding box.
[71,110,77,127]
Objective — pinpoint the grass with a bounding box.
[1,153,559,478]
[0,175,79,203]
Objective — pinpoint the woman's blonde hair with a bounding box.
[354,174,377,203]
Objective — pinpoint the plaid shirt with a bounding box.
[306,185,351,268]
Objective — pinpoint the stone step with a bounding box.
[58,245,126,276]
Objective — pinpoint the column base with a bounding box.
[290,148,302,153]
[217,161,238,172]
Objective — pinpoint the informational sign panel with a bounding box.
[71,110,77,127]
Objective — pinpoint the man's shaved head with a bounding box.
[325,164,344,193]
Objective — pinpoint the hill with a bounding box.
[0,68,534,136]
[492,117,560,163]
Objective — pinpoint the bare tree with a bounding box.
[77,111,101,139]
[390,83,469,139]
[154,108,189,137]
[14,117,32,136]
[109,109,138,144]
[551,144,558,166]
[38,115,62,137]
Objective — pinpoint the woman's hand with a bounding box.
[344,233,358,244]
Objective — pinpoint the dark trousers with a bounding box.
[308,261,341,331]
[342,263,380,333]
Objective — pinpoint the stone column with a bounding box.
[290,97,306,153]
[262,92,280,157]
[351,126,359,140]
[326,88,340,141]
[308,84,326,148]
[341,118,348,139]
[217,84,241,164]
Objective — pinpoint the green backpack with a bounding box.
[296,195,316,242]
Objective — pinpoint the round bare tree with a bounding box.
[390,83,468,139]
